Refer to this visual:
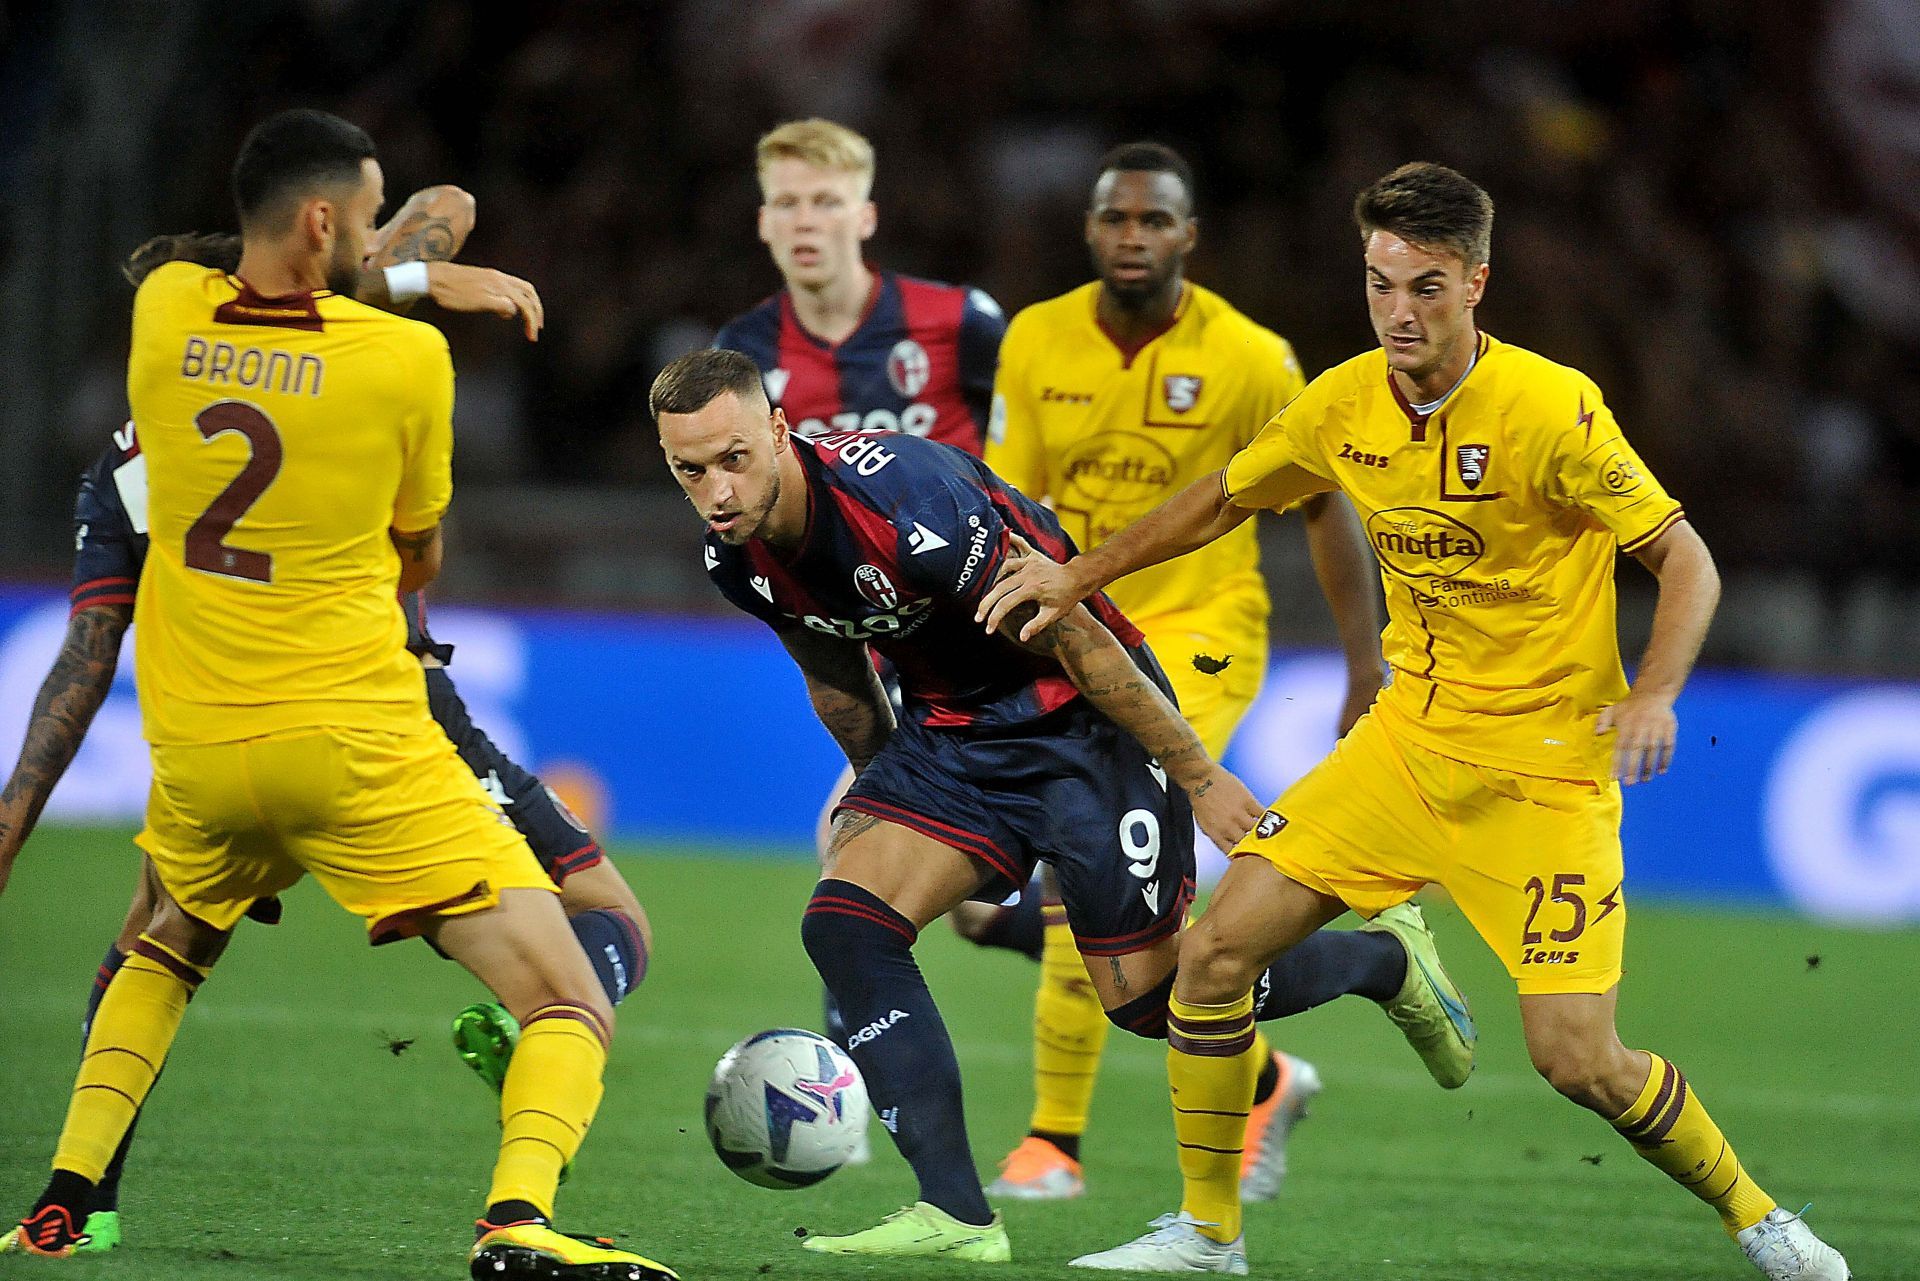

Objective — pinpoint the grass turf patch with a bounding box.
[2,826,1915,1279]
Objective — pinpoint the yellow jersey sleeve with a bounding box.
[983,312,1049,499]
[1222,387,1335,513]
[1237,331,1308,448]
[393,331,454,533]
[1539,382,1684,553]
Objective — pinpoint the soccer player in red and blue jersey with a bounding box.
[715,119,1041,1081]
[713,118,1004,451]
[650,349,1469,1263]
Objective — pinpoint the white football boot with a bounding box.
[1737,1207,1850,1280]
[1069,1212,1247,1274]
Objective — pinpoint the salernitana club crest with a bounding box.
[1163,375,1203,413]
[1457,443,1491,490]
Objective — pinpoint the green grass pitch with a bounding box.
[2,826,1916,1280]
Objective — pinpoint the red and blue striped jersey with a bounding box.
[713,271,1004,456]
[704,431,1148,731]
[69,425,451,662]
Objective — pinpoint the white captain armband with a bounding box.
[383,261,430,304]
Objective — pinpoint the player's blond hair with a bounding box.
[756,119,875,199]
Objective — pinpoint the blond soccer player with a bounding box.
[0,110,672,1281]
[981,162,1849,1279]
[981,142,1389,1205]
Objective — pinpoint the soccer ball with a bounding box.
[705,1028,869,1189]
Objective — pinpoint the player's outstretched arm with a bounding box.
[0,603,131,895]
[351,185,543,340]
[777,628,896,775]
[1596,519,1720,785]
[978,469,1254,641]
[1299,492,1385,734]
[1005,602,1263,853]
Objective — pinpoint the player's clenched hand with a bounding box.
[1189,764,1265,855]
[977,534,1090,641]
[424,263,545,341]
[1594,691,1678,785]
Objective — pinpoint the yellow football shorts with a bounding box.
[1234,707,1626,995]
[1140,609,1268,760]
[136,724,554,943]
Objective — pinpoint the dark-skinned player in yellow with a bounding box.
[982,142,1402,1205]
[981,162,1849,1279]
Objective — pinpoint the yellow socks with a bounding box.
[53,935,205,1180]
[487,1004,610,1219]
[1028,913,1109,1140]
[1166,991,1261,1244]
[1612,1052,1776,1234]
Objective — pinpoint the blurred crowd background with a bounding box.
[3,0,1916,672]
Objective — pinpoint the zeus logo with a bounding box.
[799,597,934,641]
[849,1009,911,1047]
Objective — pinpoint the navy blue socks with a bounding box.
[1252,927,1405,1020]
[966,894,1045,962]
[802,879,991,1227]
[568,908,647,1006]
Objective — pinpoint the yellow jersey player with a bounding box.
[0,110,674,1281]
[983,163,1848,1280]
[981,142,1386,1205]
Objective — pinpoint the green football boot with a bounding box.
[1362,901,1477,1088]
[452,1001,520,1095]
[802,1202,1011,1262]
[73,1210,121,1254]
[453,1001,577,1183]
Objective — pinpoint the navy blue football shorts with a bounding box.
[839,702,1197,958]
[425,666,605,886]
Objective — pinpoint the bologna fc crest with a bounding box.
[1456,444,1491,490]
[1163,374,1203,413]
[854,564,900,610]
[887,340,931,398]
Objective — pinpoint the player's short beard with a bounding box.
[325,238,362,296]
[1102,260,1177,310]
[722,467,782,546]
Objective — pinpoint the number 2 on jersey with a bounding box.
[185,401,283,583]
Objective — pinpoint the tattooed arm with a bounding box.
[777,628,895,775]
[390,526,444,594]
[357,185,544,339]
[354,184,475,304]
[0,604,132,896]
[1000,601,1263,854]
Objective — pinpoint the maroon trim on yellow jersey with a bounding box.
[1400,581,1442,716]
[1388,331,1490,443]
[213,278,329,332]
[1095,282,1191,370]
[368,881,491,945]
[1619,507,1687,554]
[1387,371,1431,442]
[1437,416,1507,502]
